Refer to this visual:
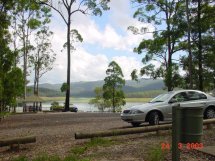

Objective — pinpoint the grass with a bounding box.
[12,138,114,161]
[42,97,91,103]
[145,144,168,161]
[70,137,114,155]
[125,97,151,102]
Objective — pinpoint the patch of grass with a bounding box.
[32,153,61,161]
[71,146,88,155]
[125,98,152,102]
[12,156,28,161]
[87,137,113,147]
[70,137,114,158]
[42,97,92,103]
[145,144,167,161]
[63,155,90,161]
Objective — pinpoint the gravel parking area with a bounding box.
[0,112,214,161]
[0,112,127,160]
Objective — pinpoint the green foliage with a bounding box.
[60,83,68,93]
[50,101,63,109]
[62,29,83,51]
[145,145,167,161]
[89,87,111,112]
[0,0,24,112]
[131,0,186,91]
[29,25,56,95]
[10,0,52,99]
[103,61,126,112]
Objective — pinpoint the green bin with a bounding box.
[180,106,203,143]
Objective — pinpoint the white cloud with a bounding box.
[112,56,142,80]
[28,0,154,84]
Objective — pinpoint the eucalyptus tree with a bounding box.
[129,0,186,91]
[0,0,24,112]
[103,61,126,113]
[191,0,215,90]
[10,0,52,99]
[35,0,110,111]
[180,0,215,90]
[29,26,56,96]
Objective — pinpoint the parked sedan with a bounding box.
[121,90,215,127]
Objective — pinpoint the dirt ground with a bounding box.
[0,112,214,161]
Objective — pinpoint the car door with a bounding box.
[186,91,208,108]
[166,92,189,120]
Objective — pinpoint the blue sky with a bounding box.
[35,0,155,84]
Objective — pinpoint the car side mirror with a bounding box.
[169,98,177,104]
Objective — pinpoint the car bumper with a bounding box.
[120,113,146,123]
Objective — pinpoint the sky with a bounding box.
[33,0,155,84]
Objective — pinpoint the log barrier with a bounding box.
[0,136,36,149]
[75,119,215,139]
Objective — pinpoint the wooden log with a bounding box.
[75,124,172,139]
[75,118,215,139]
[0,136,36,147]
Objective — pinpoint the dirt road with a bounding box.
[0,112,214,161]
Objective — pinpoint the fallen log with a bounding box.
[0,136,36,148]
[75,118,215,139]
[75,124,172,139]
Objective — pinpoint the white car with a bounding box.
[121,90,215,127]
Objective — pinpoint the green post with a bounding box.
[172,104,181,161]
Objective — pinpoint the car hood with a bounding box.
[125,102,166,111]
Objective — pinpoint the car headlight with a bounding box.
[130,110,144,114]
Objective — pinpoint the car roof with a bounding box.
[169,89,205,94]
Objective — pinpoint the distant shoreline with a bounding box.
[41,97,151,103]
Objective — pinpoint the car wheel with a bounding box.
[205,108,215,119]
[131,122,141,127]
[149,111,160,125]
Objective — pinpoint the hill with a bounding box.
[28,79,165,98]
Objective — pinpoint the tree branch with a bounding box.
[38,1,68,25]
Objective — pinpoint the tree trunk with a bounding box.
[34,64,37,95]
[198,0,203,91]
[65,18,71,112]
[166,1,173,91]
[186,0,193,89]
[112,85,115,113]
[23,36,27,99]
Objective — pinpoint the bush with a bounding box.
[50,101,63,110]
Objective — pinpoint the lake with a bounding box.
[16,101,145,112]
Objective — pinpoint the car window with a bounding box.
[149,92,173,103]
[171,92,189,102]
[187,91,207,100]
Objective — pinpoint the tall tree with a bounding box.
[130,0,186,91]
[180,0,215,91]
[103,61,126,112]
[29,26,56,96]
[10,0,52,99]
[0,0,24,113]
[186,0,193,88]
[36,0,110,111]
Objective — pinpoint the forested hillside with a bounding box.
[28,79,165,97]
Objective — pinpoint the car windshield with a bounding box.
[149,92,173,103]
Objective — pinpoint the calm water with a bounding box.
[16,101,145,112]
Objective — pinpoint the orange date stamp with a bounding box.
[161,142,204,150]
